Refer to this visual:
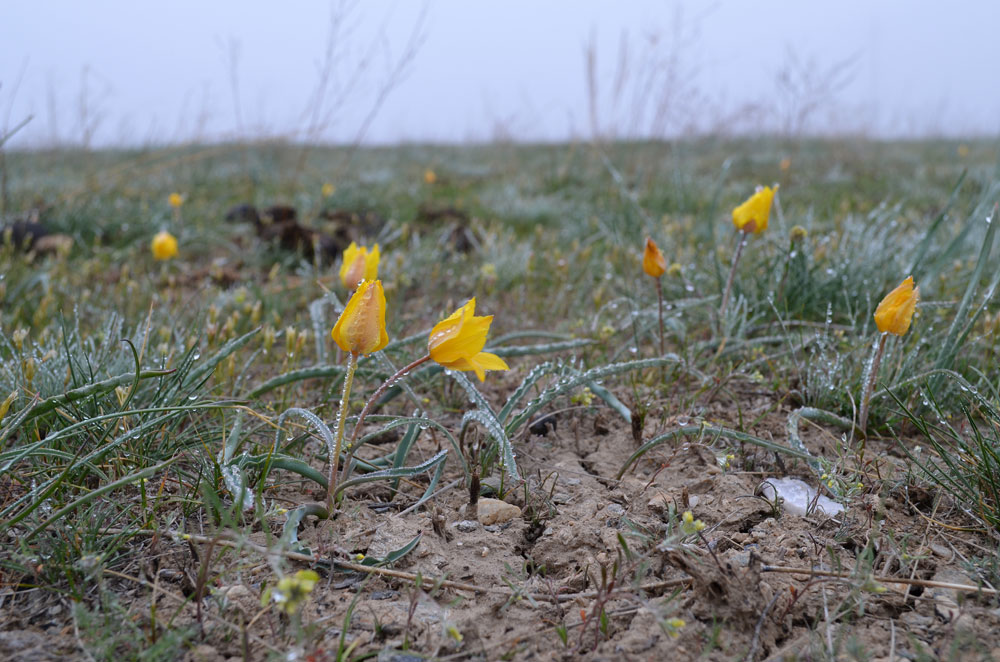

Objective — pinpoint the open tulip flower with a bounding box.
[151,230,178,261]
[339,242,380,291]
[643,238,667,278]
[429,298,509,381]
[732,185,777,235]
[331,279,388,356]
[874,276,919,336]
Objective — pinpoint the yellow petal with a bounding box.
[365,244,380,281]
[732,186,777,234]
[874,276,919,336]
[428,299,507,380]
[151,231,178,261]
[340,242,360,287]
[331,279,389,354]
[431,309,490,364]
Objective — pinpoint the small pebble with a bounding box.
[477,498,522,525]
[606,503,625,516]
[454,520,479,532]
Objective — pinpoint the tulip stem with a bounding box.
[342,354,433,482]
[327,351,358,512]
[719,230,747,322]
[858,332,888,446]
[655,277,665,357]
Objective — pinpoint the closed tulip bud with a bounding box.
[732,186,777,234]
[339,242,380,290]
[874,276,919,336]
[331,279,389,355]
[642,238,667,278]
[151,231,178,261]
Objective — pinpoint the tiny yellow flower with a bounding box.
[666,617,686,637]
[273,569,320,614]
[642,237,667,278]
[428,298,509,382]
[339,242,380,290]
[321,182,335,197]
[445,624,464,643]
[732,185,777,234]
[680,510,705,535]
[151,230,178,261]
[790,225,808,242]
[424,168,437,185]
[666,262,683,278]
[167,192,184,208]
[331,279,389,355]
[874,276,919,336]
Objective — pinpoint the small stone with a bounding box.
[552,492,571,504]
[606,503,625,516]
[647,492,671,512]
[688,495,700,508]
[453,520,479,532]
[477,498,522,525]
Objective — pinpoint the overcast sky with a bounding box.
[3,0,999,147]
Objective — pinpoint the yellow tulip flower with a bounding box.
[732,186,777,234]
[339,242,380,290]
[643,237,667,278]
[428,298,509,381]
[321,182,335,197]
[874,276,919,336]
[167,192,184,208]
[424,169,437,185]
[151,230,178,261]
[331,279,388,355]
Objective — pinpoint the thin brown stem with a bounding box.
[655,276,665,357]
[348,354,431,451]
[720,230,747,320]
[859,333,888,443]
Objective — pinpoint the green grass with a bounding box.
[1,138,999,658]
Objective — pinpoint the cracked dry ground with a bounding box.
[5,378,1000,662]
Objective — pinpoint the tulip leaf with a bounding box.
[507,356,680,435]
[360,532,422,567]
[463,408,520,483]
[333,449,447,499]
[931,202,998,392]
[618,423,814,480]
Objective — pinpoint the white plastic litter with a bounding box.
[759,477,844,517]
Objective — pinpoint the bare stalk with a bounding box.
[655,277,665,357]
[719,230,747,320]
[858,333,888,442]
[327,351,358,511]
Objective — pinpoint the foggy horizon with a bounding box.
[4,0,1000,149]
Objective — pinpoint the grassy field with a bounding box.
[2,139,1000,661]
